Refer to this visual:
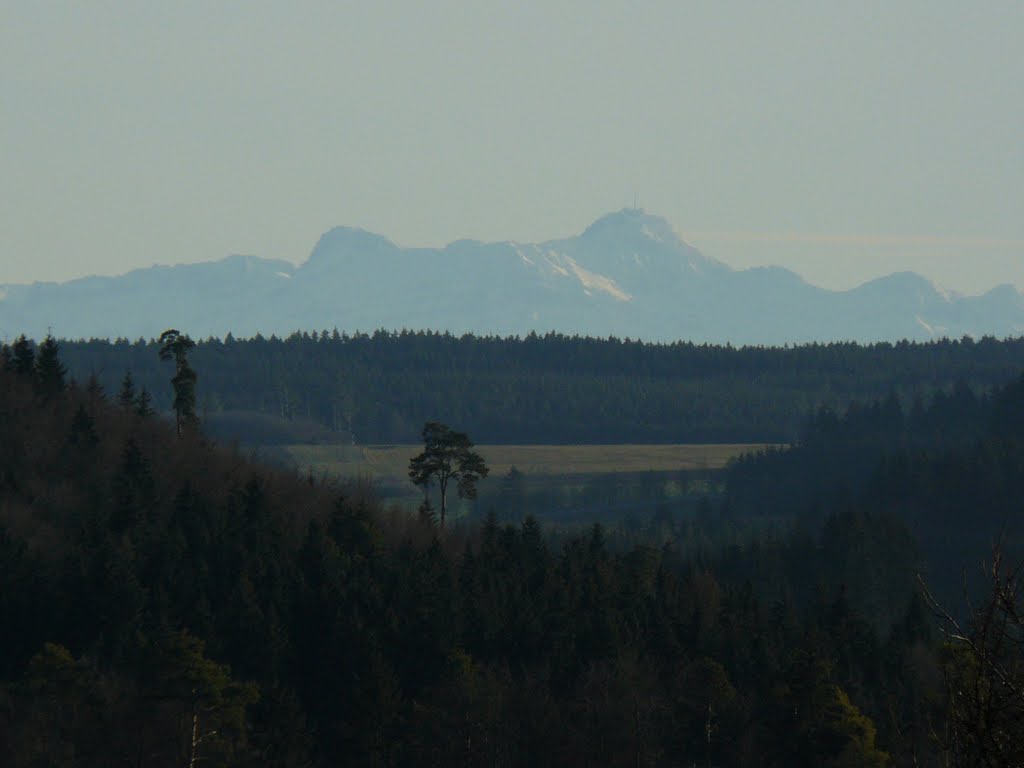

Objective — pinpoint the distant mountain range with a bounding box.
[3,209,1023,344]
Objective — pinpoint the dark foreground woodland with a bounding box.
[2,337,1024,766]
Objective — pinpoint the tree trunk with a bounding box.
[439,475,448,527]
[189,711,200,768]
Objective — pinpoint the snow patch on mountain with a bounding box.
[2,209,1022,344]
[542,251,571,278]
[516,247,536,267]
[915,316,942,336]
[640,224,666,243]
[562,255,632,302]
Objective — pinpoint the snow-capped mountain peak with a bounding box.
[2,211,1021,344]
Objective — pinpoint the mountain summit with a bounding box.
[578,208,693,256]
[2,211,1022,344]
[551,209,727,292]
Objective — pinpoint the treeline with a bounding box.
[725,370,1024,620]
[0,336,966,766]
[52,330,1024,444]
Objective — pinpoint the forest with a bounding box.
[56,330,1024,444]
[2,334,1024,766]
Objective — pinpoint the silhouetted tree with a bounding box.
[34,334,66,398]
[118,370,136,410]
[68,404,99,450]
[10,335,34,376]
[923,545,1024,767]
[85,372,104,401]
[136,387,155,418]
[159,329,198,436]
[409,421,489,527]
[110,438,155,532]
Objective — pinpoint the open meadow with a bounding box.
[282,442,768,489]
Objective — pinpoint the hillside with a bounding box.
[4,339,1024,765]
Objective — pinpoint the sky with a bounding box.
[2,2,1022,295]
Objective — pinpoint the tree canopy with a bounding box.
[158,329,198,436]
[408,421,489,527]
[3,336,1024,766]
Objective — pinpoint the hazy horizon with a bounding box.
[3,3,1022,294]
[3,207,1023,300]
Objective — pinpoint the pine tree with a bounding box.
[68,404,99,450]
[159,329,198,436]
[86,372,104,401]
[11,335,34,376]
[110,438,155,532]
[150,630,259,767]
[408,421,489,527]
[118,370,136,409]
[135,387,155,418]
[34,334,66,397]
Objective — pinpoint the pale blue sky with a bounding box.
[2,2,1022,293]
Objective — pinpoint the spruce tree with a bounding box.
[86,372,104,401]
[11,335,34,376]
[34,334,66,397]
[135,387,155,418]
[68,404,99,449]
[110,438,154,532]
[118,370,136,410]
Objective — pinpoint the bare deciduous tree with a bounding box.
[920,544,1024,767]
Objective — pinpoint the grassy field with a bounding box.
[283,443,767,488]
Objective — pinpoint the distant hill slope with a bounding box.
[3,209,1023,343]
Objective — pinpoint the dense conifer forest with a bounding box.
[57,331,1024,444]
[2,336,1024,765]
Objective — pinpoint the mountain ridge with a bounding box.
[2,209,1022,344]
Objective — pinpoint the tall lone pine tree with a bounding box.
[408,421,489,527]
[158,329,198,437]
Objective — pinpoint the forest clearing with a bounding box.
[281,442,766,486]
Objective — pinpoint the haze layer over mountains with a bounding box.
[3,209,1022,344]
